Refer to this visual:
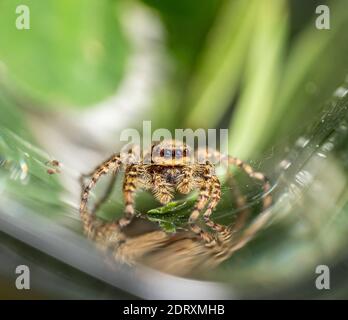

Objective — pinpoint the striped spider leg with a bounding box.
[187,148,272,246]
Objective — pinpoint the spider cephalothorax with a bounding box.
[80,139,272,244]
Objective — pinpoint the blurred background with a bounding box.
[1,0,348,299]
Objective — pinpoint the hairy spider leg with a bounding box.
[202,176,222,232]
[208,150,272,211]
[206,174,251,262]
[227,156,272,210]
[176,166,194,194]
[80,154,121,237]
[92,172,118,214]
[80,168,119,215]
[188,164,217,244]
[202,171,252,245]
[224,172,250,236]
[209,154,273,262]
[152,172,175,204]
[199,151,272,245]
[119,165,140,228]
[199,172,249,244]
[212,205,274,265]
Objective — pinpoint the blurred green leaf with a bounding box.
[142,0,222,75]
[147,199,194,232]
[230,0,348,157]
[147,199,194,215]
[229,0,288,159]
[0,90,32,139]
[0,0,129,108]
[268,0,348,145]
[185,0,259,128]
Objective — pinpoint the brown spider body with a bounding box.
[80,139,272,245]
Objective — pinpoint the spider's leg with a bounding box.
[119,165,139,228]
[202,172,251,251]
[204,174,261,266]
[80,154,121,237]
[227,208,274,256]
[202,176,224,233]
[79,158,114,187]
[92,171,118,214]
[225,171,251,236]
[228,156,272,210]
[176,167,194,194]
[200,150,270,247]
[207,157,273,261]
[152,173,174,204]
[80,163,118,216]
[204,149,272,202]
[207,150,272,211]
[207,174,250,261]
[188,165,215,244]
[209,195,274,266]
[201,175,239,244]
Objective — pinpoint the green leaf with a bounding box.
[185,0,259,128]
[147,198,196,232]
[269,0,348,145]
[0,90,32,140]
[141,0,222,75]
[228,0,288,159]
[147,198,194,215]
[0,0,129,108]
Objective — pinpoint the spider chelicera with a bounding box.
[80,139,272,245]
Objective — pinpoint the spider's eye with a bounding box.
[175,149,182,158]
[183,148,189,157]
[160,149,164,157]
[163,149,172,158]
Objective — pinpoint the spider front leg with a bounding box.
[188,164,216,244]
[80,154,122,237]
[228,156,272,210]
[225,173,250,235]
[152,173,174,204]
[119,165,140,228]
[201,175,242,245]
[202,176,223,233]
[206,150,272,211]
[92,172,118,214]
[176,167,194,194]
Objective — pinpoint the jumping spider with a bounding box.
[80,140,272,244]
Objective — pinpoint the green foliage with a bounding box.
[185,0,260,129]
[0,91,32,139]
[0,0,129,108]
[142,0,222,75]
[147,199,195,232]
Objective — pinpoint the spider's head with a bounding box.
[151,139,192,166]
